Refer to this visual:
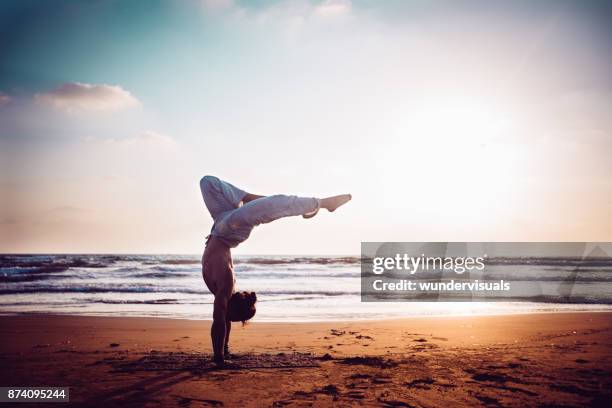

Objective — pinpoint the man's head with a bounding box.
[227,291,257,323]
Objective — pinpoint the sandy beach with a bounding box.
[1,312,610,407]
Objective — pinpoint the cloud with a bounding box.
[314,0,351,17]
[210,0,352,22]
[0,92,10,106]
[202,0,233,11]
[0,217,18,225]
[91,131,178,150]
[46,205,89,215]
[84,130,179,156]
[35,82,140,112]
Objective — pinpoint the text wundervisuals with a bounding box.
[371,254,486,275]
[372,279,510,292]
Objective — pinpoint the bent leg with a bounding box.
[228,195,319,229]
[200,175,247,220]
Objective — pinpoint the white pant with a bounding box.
[200,176,320,248]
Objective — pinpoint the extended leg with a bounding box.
[229,194,320,228]
[213,193,351,247]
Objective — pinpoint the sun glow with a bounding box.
[406,97,512,146]
[374,96,524,229]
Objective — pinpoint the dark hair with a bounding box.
[227,291,257,323]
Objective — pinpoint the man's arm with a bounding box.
[224,320,232,357]
[211,292,230,365]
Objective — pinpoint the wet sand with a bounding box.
[1,312,611,407]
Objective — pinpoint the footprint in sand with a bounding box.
[356,334,374,340]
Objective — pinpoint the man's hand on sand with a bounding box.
[213,354,225,368]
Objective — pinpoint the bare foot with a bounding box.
[320,194,352,212]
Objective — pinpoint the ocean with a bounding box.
[1,254,611,321]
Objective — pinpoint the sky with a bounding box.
[1,0,611,254]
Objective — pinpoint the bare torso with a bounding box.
[202,236,234,296]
